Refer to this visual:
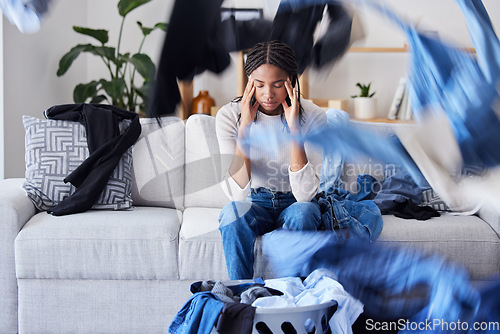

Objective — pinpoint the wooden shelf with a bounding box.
[352,117,415,123]
[348,46,408,53]
[348,45,476,53]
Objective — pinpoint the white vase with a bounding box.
[353,97,377,119]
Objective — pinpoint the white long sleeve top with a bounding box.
[215,99,327,202]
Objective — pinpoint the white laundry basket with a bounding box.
[211,300,337,334]
[208,280,338,334]
[251,300,337,334]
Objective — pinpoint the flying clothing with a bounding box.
[148,0,230,118]
[0,0,51,33]
[304,0,500,212]
[148,0,355,117]
[262,229,500,334]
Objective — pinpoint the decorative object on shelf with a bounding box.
[388,77,413,120]
[56,0,167,115]
[351,82,377,119]
[192,90,216,115]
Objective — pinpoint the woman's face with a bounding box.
[250,64,289,115]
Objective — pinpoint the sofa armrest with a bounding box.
[477,204,500,238]
[0,178,36,227]
[0,178,36,332]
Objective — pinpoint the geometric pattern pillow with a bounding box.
[22,115,133,211]
[420,187,451,212]
[384,164,451,211]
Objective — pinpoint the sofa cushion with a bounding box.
[178,207,228,280]
[15,207,181,280]
[378,214,500,280]
[184,115,231,208]
[179,207,274,280]
[131,116,185,209]
[22,115,133,211]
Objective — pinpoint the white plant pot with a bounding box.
[353,97,377,119]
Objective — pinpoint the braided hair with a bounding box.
[236,40,304,125]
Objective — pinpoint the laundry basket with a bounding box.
[251,300,337,334]
[210,300,337,334]
[206,280,338,334]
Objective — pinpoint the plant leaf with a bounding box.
[91,46,116,61]
[99,78,126,100]
[57,44,117,77]
[129,53,156,80]
[57,44,92,76]
[73,26,109,44]
[90,95,108,104]
[137,21,168,36]
[73,81,99,103]
[135,80,153,98]
[136,21,153,36]
[155,22,168,31]
[118,0,151,17]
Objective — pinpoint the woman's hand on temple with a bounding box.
[283,78,300,133]
[240,78,259,128]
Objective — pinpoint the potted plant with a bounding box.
[56,0,167,115]
[351,82,377,119]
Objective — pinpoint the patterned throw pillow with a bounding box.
[384,164,451,212]
[22,115,133,211]
[420,187,451,212]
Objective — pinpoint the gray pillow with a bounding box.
[22,115,133,211]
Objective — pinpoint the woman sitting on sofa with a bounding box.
[215,40,327,280]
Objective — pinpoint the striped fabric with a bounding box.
[22,116,133,211]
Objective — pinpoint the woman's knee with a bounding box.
[219,201,253,228]
[280,202,321,231]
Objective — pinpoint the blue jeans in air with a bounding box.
[218,187,321,280]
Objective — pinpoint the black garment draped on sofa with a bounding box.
[44,103,141,216]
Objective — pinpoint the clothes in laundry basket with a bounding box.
[170,270,362,334]
[253,268,364,334]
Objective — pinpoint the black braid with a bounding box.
[236,40,305,126]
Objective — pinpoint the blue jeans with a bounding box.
[219,187,321,280]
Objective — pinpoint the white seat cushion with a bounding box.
[15,207,181,280]
[178,207,228,280]
[179,207,274,280]
[378,214,500,279]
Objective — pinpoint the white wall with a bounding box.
[2,0,499,178]
[0,15,4,180]
[2,0,88,178]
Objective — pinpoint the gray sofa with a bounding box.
[1,114,499,334]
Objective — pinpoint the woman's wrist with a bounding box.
[238,122,251,138]
[288,122,301,136]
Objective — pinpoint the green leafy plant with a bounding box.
[56,0,167,113]
[351,82,376,98]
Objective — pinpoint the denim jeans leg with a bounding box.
[219,200,274,279]
[278,201,321,231]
